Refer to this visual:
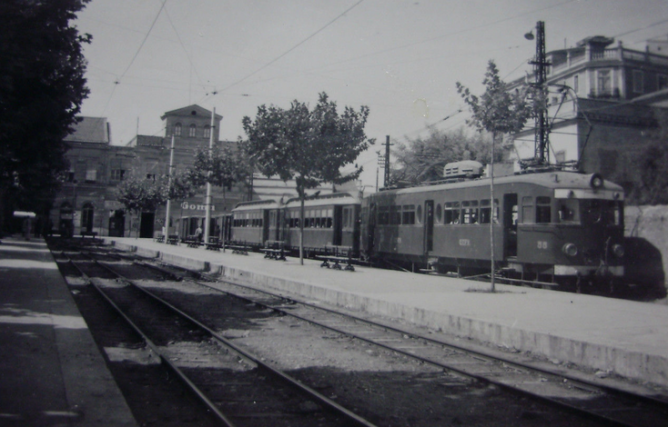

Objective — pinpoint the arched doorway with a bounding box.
[140,212,155,238]
[109,210,125,237]
[59,202,73,238]
[81,203,94,233]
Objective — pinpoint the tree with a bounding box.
[187,144,249,242]
[0,0,91,233]
[456,60,534,291]
[243,92,373,264]
[632,109,668,205]
[392,128,495,185]
[115,175,167,237]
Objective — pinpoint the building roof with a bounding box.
[160,104,222,121]
[65,117,110,144]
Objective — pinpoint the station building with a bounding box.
[509,35,668,196]
[51,105,334,238]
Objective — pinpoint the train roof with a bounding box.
[285,192,360,208]
[373,171,624,197]
[233,199,281,211]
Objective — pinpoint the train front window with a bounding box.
[557,199,580,223]
[581,200,622,226]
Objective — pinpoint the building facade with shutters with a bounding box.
[51,105,334,238]
[509,35,668,196]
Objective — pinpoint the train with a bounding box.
[229,162,626,291]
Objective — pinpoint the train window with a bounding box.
[378,206,389,225]
[521,196,534,224]
[435,204,443,224]
[479,199,499,224]
[389,206,400,225]
[416,205,423,224]
[402,205,415,225]
[445,202,460,224]
[536,196,551,223]
[557,199,579,223]
[462,201,479,224]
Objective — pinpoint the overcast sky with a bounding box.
[75,0,668,190]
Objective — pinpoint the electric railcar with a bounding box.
[230,169,626,290]
[362,169,625,288]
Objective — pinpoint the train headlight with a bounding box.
[590,173,604,189]
[562,243,578,257]
[612,244,625,258]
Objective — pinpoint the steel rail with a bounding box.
[64,255,236,427]
[188,274,667,427]
[84,251,378,427]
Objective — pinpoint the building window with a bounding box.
[204,125,211,139]
[81,203,94,232]
[189,124,196,137]
[597,69,611,95]
[85,169,97,183]
[111,169,126,181]
[633,70,644,93]
[573,74,579,93]
[658,74,668,90]
[174,123,182,136]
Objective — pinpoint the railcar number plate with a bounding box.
[459,239,470,247]
[537,240,548,249]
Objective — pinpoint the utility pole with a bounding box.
[203,108,216,244]
[530,21,551,165]
[384,135,392,187]
[163,135,175,242]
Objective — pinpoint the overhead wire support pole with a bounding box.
[529,21,551,165]
[384,135,392,187]
[164,134,175,243]
[204,108,215,245]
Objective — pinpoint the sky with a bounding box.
[74,0,668,191]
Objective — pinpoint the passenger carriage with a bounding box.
[230,199,281,249]
[283,193,361,257]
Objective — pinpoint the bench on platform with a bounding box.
[226,241,250,255]
[205,237,223,251]
[261,240,286,261]
[167,235,180,245]
[154,235,165,243]
[182,237,202,248]
[317,245,355,271]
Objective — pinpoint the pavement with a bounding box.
[109,236,668,389]
[0,237,136,427]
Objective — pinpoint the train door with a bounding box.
[503,193,518,258]
[364,203,376,257]
[263,210,270,243]
[424,200,435,253]
[333,206,343,245]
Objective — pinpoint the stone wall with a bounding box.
[625,205,668,296]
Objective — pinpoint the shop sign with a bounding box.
[181,202,215,211]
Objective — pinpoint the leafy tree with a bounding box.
[187,144,249,241]
[0,0,91,233]
[456,60,533,291]
[115,175,166,237]
[168,170,198,202]
[392,128,495,185]
[242,92,373,264]
[632,110,668,205]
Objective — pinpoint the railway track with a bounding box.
[118,252,668,427]
[60,243,668,426]
[63,248,377,427]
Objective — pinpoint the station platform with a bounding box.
[107,236,668,390]
[0,237,137,426]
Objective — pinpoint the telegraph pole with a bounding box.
[203,108,216,244]
[163,134,175,242]
[384,135,392,187]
